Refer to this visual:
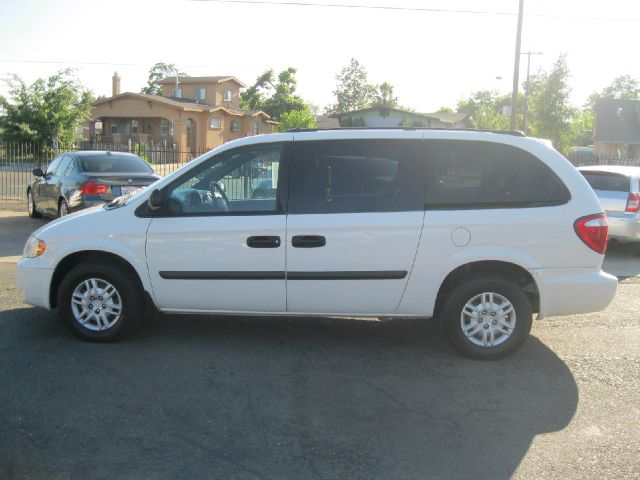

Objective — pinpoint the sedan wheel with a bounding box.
[58,199,68,217]
[27,190,41,218]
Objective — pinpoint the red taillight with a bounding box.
[625,192,640,213]
[81,181,109,195]
[574,213,608,254]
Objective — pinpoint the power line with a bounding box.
[0,59,211,68]
[190,0,640,22]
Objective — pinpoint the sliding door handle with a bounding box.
[292,235,326,248]
[247,236,281,248]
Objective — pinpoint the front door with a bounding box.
[286,136,425,315]
[145,140,290,313]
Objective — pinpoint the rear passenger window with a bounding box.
[289,139,424,214]
[580,172,630,192]
[424,140,571,209]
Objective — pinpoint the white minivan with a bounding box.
[17,129,617,359]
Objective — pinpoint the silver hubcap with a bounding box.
[460,292,516,347]
[70,278,122,331]
[59,202,67,216]
[28,192,33,215]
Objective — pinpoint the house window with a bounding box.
[230,119,239,132]
[209,117,221,128]
[252,122,259,135]
[197,88,206,101]
[143,120,152,134]
[95,121,103,135]
[110,121,118,134]
[131,119,139,135]
[224,90,232,102]
[171,88,182,98]
[161,119,173,136]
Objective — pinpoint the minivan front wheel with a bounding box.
[57,262,142,341]
[442,274,532,360]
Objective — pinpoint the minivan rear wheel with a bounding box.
[57,262,142,341]
[442,274,532,360]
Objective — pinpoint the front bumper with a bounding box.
[532,267,617,318]
[16,258,54,309]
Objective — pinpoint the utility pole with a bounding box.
[522,51,542,135]
[510,0,524,130]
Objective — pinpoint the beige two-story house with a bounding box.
[86,73,278,158]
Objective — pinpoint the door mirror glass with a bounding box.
[148,189,163,212]
[32,168,44,177]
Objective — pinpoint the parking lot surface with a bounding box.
[0,206,638,479]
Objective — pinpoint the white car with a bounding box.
[578,165,640,242]
[17,129,617,359]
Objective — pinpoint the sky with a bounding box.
[1,0,639,113]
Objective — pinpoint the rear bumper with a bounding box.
[16,258,54,309]
[532,267,617,318]
[608,215,640,241]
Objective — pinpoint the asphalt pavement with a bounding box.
[0,206,638,479]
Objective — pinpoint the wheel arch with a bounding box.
[50,250,148,309]
[433,260,539,318]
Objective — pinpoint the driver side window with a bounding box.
[166,143,283,215]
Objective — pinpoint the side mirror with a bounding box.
[148,188,163,212]
[32,168,44,177]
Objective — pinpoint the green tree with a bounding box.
[327,58,377,114]
[456,90,515,130]
[0,69,94,145]
[141,62,189,95]
[278,106,316,132]
[586,74,640,109]
[527,55,576,153]
[240,67,309,121]
[374,81,398,107]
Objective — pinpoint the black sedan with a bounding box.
[27,151,161,218]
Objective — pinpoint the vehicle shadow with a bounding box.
[603,240,640,279]
[0,213,48,259]
[0,309,578,479]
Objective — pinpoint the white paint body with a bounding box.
[17,130,617,320]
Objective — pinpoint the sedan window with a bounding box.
[79,154,153,173]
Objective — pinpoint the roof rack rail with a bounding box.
[287,127,526,137]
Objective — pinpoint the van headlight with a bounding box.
[23,236,46,258]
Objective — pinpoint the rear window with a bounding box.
[79,154,152,173]
[424,140,571,209]
[580,172,630,192]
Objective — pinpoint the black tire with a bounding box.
[57,198,68,218]
[442,274,532,360]
[57,262,143,342]
[27,189,41,218]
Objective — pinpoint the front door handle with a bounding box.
[292,235,326,248]
[247,236,281,248]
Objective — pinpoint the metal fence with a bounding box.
[0,142,212,200]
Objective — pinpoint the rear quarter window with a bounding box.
[580,172,630,193]
[424,140,571,209]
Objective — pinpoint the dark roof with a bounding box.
[334,105,466,124]
[595,99,640,144]
[157,76,246,87]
